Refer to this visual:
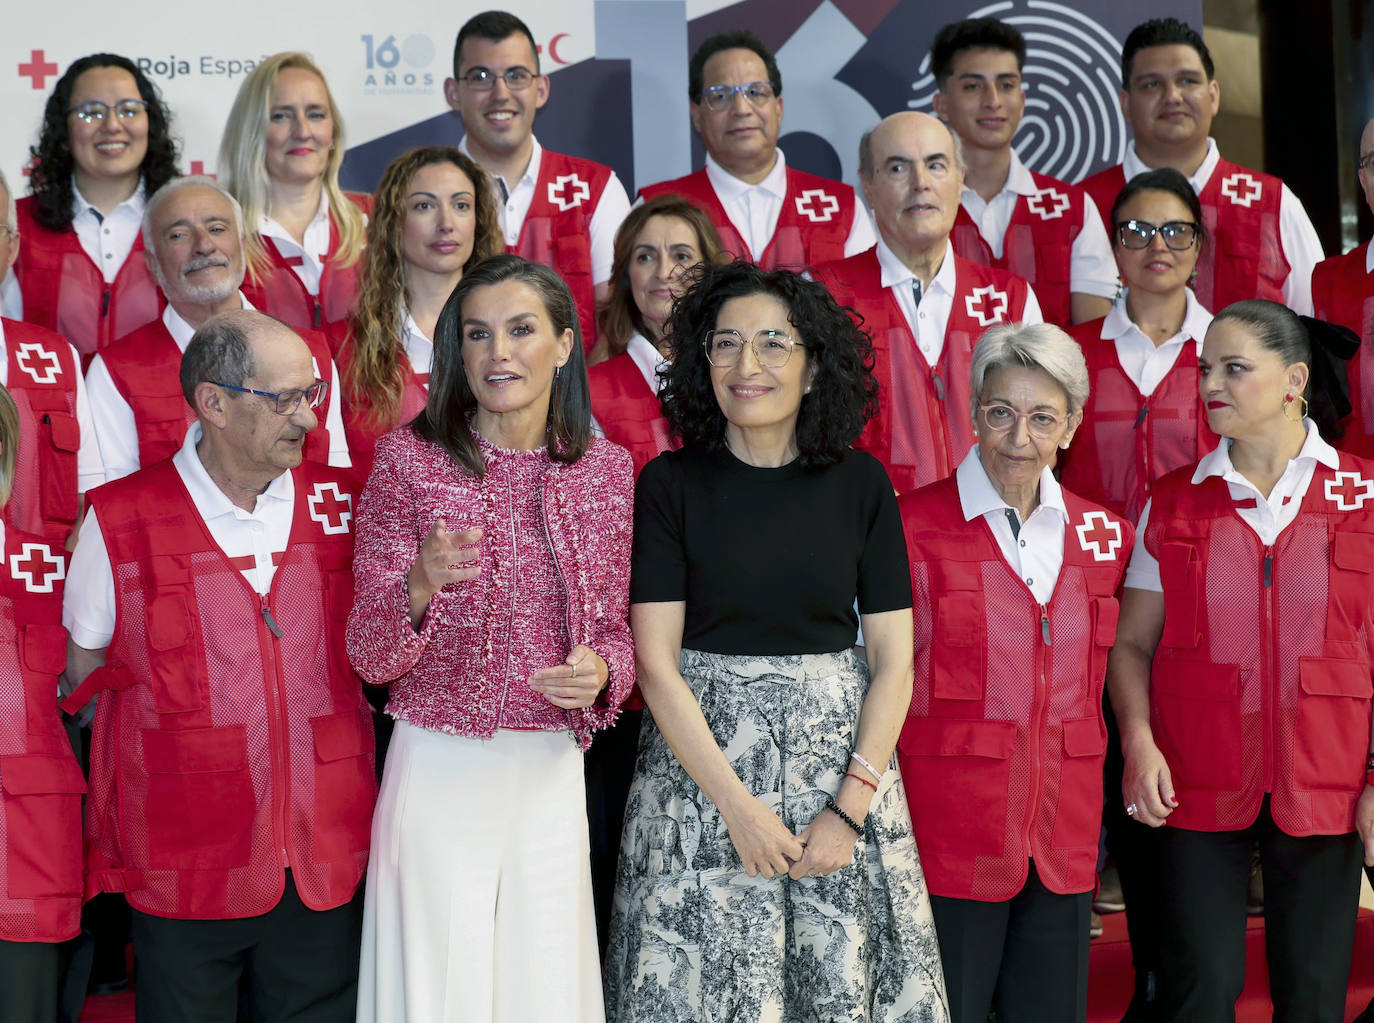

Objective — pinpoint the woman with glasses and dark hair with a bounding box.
[604,260,948,1022]
[346,253,634,1022]
[898,323,1131,1023]
[15,53,180,357]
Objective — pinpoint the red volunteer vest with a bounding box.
[587,352,675,480]
[813,249,1032,494]
[0,529,83,942]
[102,319,339,469]
[515,151,611,352]
[951,171,1087,327]
[334,337,429,484]
[1311,244,1374,455]
[639,165,855,271]
[64,459,375,918]
[1,320,81,545]
[1145,461,1374,836]
[1059,320,1217,522]
[898,477,1131,900]
[1080,160,1289,312]
[13,196,162,359]
[239,193,372,332]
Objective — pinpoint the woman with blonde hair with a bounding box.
[337,146,503,480]
[219,52,369,331]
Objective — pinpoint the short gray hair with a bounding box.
[0,170,15,232]
[858,119,965,179]
[969,322,1090,416]
[142,175,245,249]
[180,309,259,406]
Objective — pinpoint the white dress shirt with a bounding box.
[86,295,351,482]
[1121,139,1323,315]
[704,148,875,261]
[955,445,1068,605]
[1102,289,1214,396]
[0,317,103,492]
[1124,419,1336,591]
[458,134,630,286]
[1,271,21,320]
[65,421,296,649]
[258,192,333,296]
[960,151,1117,299]
[400,310,434,379]
[873,234,1044,366]
[71,182,145,284]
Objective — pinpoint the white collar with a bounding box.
[874,231,955,295]
[1101,288,1212,346]
[459,134,543,190]
[172,421,294,520]
[960,149,1037,203]
[1191,418,1339,484]
[624,331,669,388]
[258,190,330,242]
[70,179,146,221]
[1123,137,1221,193]
[956,445,1068,523]
[162,292,253,350]
[704,148,787,202]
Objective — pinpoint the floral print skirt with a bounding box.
[604,648,950,1023]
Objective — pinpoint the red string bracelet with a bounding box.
[844,771,877,792]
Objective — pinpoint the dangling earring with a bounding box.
[1113,277,1123,302]
[1189,267,1199,286]
[1282,392,1308,423]
[554,363,562,381]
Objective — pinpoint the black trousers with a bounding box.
[584,707,642,958]
[130,872,363,1023]
[930,861,1091,1023]
[1157,798,1363,1023]
[0,938,60,1023]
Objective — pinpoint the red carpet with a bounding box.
[79,909,1374,1022]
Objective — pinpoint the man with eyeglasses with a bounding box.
[932,18,1117,328]
[813,112,1041,496]
[86,176,349,483]
[638,30,874,270]
[444,10,630,351]
[1079,17,1322,315]
[60,308,373,1023]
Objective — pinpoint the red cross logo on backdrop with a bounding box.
[965,285,1010,326]
[547,173,590,212]
[1027,188,1071,220]
[1220,172,1262,208]
[18,50,59,91]
[1075,511,1123,562]
[308,482,353,535]
[188,161,217,179]
[16,343,61,384]
[1324,470,1374,511]
[10,543,64,593]
[794,189,839,222]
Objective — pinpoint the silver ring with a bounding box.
[1126,802,1139,817]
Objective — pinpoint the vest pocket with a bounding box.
[35,407,78,524]
[1090,596,1120,686]
[1051,717,1107,849]
[310,710,376,862]
[1294,657,1372,790]
[1151,654,1243,791]
[930,594,986,701]
[0,753,85,898]
[145,591,206,714]
[142,726,254,870]
[898,717,1015,855]
[1157,541,1202,648]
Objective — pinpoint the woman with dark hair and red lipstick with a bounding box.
[1110,299,1374,1021]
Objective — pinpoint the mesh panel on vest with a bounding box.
[910,563,932,717]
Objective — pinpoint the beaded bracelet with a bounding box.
[849,751,883,783]
[844,771,878,792]
[825,795,864,836]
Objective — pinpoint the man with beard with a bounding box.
[86,177,349,480]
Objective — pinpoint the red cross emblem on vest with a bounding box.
[794,188,839,223]
[307,481,353,535]
[10,542,64,593]
[16,342,61,385]
[1324,470,1374,511]
[1027,188,1071,220]
[1075,511,1123,562]
[1220,172,1262,208]
[548,173,590,212]
[965,285,1010,326]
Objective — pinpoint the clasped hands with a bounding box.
[723,791,864,881]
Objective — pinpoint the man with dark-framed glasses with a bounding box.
[639,29,874,271]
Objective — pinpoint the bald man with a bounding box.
[61,310,373,1023]
[812,112,1041,494]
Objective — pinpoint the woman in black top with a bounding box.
[604,261,949,1022]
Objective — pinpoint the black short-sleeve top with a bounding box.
[630,445,912,655]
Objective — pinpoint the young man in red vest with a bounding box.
[61,310,375,1023]
[931,18,1116,327]
[87,176,349,483]
[813,112,1040,495]
[1079,18,1322,315]
[0,170,104,547]
[638,30,875,271]
[445,10,630,351]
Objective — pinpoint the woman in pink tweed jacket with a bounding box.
[346,254,634,1023]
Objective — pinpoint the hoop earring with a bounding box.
[1282,393,1308,423]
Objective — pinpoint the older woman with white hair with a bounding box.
[895,322,1133,1023]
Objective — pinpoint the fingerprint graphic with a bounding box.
[907,0,1127,182]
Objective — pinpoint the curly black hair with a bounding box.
[658,260,878,468]
[28,54,181,232]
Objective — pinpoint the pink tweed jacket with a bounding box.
[345,426,635,749]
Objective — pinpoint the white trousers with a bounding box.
[356,722,605,1023]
